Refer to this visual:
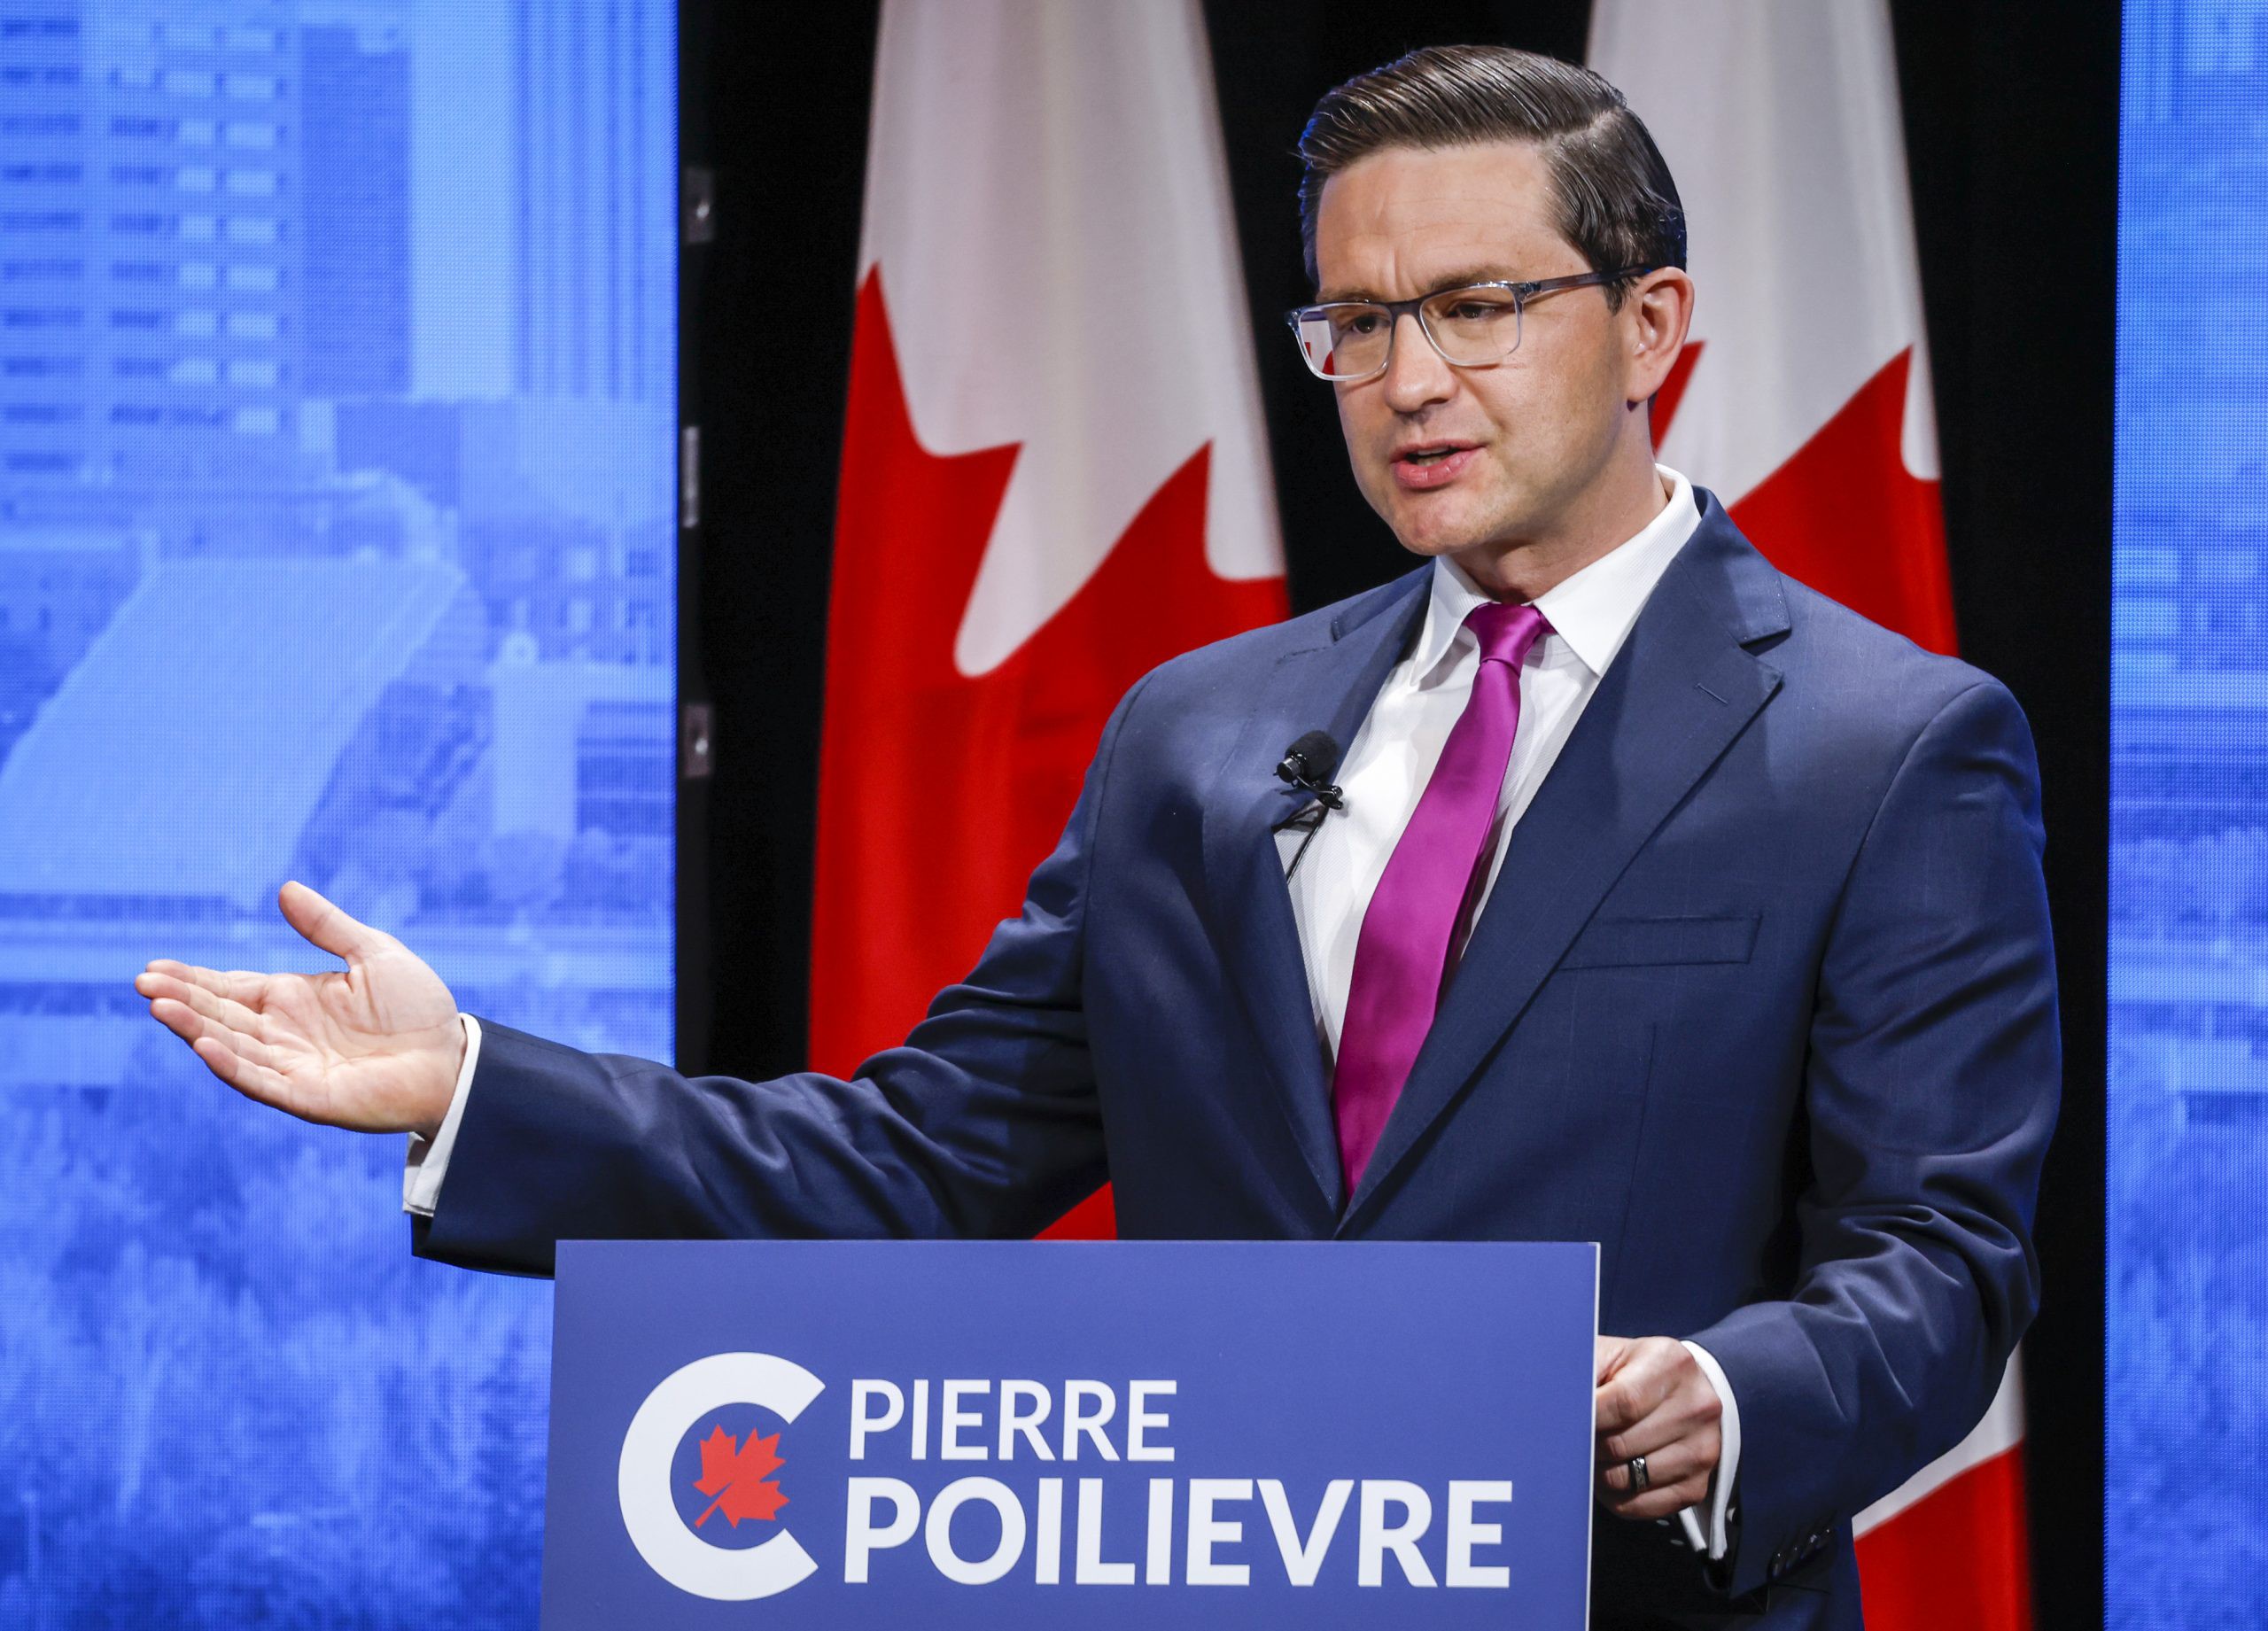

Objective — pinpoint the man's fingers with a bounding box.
[189,1033,296,1111]
[1594,1332,1636,1384]
[1596,1412,1719,1524]
[1596,1423,1720,1490]
[166,1006,298,1110]
[149,996,283,1073]
[1594,1337,1721,1437]
[276,879,385,965]
[1599,1386,1720,1466]
[1595,1355,1677,1434]
[141,959,268,1010]
[138,969,266,1039]
[147,993,214,1048]
[1599,1469,1714,1524]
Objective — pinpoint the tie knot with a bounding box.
[1464,599,1550,668]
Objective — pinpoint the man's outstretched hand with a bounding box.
[136,880,465,1139]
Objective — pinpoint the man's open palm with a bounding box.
[136,880,464,1138]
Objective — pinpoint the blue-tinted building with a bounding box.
[2111,0,2268,1621]
[0,2,676,1621]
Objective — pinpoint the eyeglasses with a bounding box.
[1284,267,1655,383]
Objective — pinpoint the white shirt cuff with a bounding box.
[402,1013,481,1217]
[1675,1339,1741,1561]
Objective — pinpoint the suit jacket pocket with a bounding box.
[1557,912,1760,969]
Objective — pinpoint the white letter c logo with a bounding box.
[617,1352,827,1600]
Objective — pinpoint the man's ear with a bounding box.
[1625,268,1696,406]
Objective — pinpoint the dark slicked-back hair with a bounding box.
[1297,44,1687,307]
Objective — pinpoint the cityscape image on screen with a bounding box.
[0,3,676,1620]
[2110,1,2268,1622]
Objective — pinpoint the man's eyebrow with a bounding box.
[1313,267,1521,304]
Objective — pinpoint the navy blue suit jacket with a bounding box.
[419,493,2059,1628]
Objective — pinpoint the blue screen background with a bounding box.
[2111,0,2268,1621]
[0,3,675,1622]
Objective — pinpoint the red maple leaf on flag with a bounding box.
[690,1424,788,1529]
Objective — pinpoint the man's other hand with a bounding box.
[136,880,464,1139]
[1594,1333,1723,1521]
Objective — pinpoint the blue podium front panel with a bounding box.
[547,1239,1597,1630]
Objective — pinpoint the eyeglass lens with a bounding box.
[1293,285,1525,379]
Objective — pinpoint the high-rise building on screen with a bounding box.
[0,3,676,1622]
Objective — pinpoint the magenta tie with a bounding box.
[1332,600,1551,1198]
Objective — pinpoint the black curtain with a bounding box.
[676,4,2111,1620]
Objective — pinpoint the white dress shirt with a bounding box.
[406,462,1739,1559]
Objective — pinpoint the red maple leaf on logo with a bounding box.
[690,1424,788,1529]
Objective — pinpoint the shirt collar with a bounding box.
[1409,464,1702,687]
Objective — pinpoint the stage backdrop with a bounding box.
[0,4,675,1623]
[2110,0,2268,1624]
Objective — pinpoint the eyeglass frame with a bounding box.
[1283,265,1658,383]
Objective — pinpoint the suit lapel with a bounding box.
[1199,566,1431,1209]
[1340,500,1791,1228]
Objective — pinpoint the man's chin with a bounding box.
[1383,499,1495,562]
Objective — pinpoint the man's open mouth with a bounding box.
[1396,442,1476,464]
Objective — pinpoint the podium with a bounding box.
[541,1239,1596,1628]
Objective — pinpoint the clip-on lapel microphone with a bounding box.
[1274,729,1346,879]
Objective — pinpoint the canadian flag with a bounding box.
[1592,3,2028,1626]
[809,0,1287,1237]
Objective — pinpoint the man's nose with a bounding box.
[1379,309,1456,413]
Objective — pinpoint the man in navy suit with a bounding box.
[140,45,2057,1628]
